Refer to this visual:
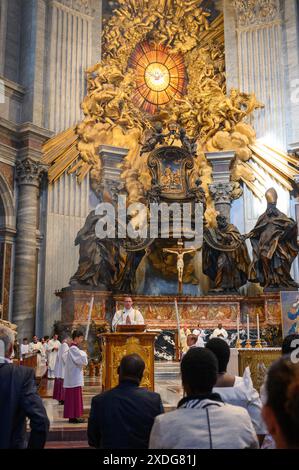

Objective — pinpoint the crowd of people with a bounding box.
[1,324,299,449]
[20,334,61,378]
[21,331,88,424]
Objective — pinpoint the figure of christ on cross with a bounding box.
[163,239,199,294]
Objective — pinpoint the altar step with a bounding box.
[46,425,88,443]
[45,440,89,449]
[154,361,181,380]
[38,362,181,448]
[154,361,182,408]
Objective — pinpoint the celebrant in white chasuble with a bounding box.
[112,296,144,330]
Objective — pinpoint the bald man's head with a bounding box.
[118,354,145,384]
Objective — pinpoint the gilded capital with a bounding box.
[234,0,280,28]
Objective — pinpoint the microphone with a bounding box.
[113,310,125,332]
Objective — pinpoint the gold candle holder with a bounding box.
[255,339,262,348]
[235,338,242,348]
[245,339,252,348]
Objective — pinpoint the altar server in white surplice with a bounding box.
[20,338,29,360]
[53,337,71,404]
[112,296,144,330]
[63,330,88,423]
[46,334,61,379]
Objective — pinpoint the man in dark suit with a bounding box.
[0,325,50,449]
[88,353,164,449]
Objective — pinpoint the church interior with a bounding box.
[1,0,299,452]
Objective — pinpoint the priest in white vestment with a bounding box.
[112,296,144,330]
[29,335,47,377]
[210,323,228,340]
[63,331,88,423]
[46,334,61,379]
[53,337,71,404]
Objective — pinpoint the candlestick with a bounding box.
[245,314,252,348]
[247,314,250,340]
[255,314,262,348]
[236,314,242,348]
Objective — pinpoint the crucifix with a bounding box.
[163,239,198,295]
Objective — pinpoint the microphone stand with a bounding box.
[113,310,125,332]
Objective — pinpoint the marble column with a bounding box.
[0,0,8,76]
[0,239,13,321]
[12,158,47,340]
[206,151,239,221]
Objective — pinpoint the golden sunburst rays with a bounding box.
[42,127,80,183]
[232,140,299,200]
[128,41,187,114]
[248,141,299,193]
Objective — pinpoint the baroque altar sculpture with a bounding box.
[69,210,143,293]
[202,214,251,293]
[69,210,118,289]
[246,188,299,291]
[43,0,299,300]
[44,0,299,231]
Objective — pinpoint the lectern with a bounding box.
[102,327,156,391]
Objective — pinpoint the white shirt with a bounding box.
[210,328,228,340]
[192,328,204,337]
[192,329,205,347]
[195,336,205,347]
[112,307,144,330]
[149,398,258,449]
[20,344,29,357]
[64,344,88,388]
[54,342,69,379]
[213,367,266,435]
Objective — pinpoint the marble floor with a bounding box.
[39,361,183,448]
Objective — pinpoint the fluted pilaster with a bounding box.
[47,0,95,133]
[233,0,286,149]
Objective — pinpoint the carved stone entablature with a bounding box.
[51,0,96,16]
[15,158,47,187]
[234,0,280,28]
[209,182,243,205]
